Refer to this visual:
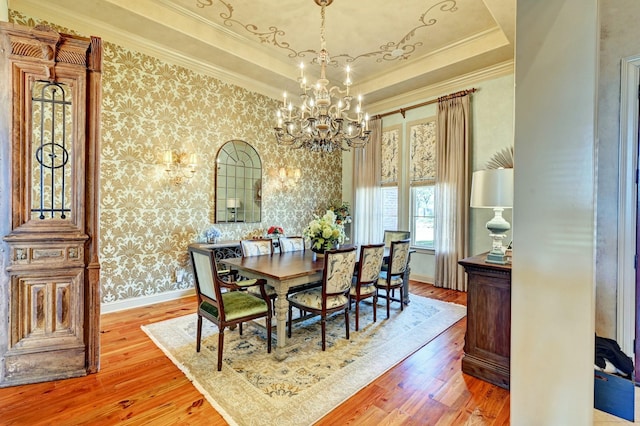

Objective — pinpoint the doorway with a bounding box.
[618,55,640,379]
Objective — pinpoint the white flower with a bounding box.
[303,210,346,251]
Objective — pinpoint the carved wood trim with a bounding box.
[0,21,102,386]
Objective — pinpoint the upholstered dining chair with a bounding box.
[383,230,411,248]
[349,243,385,331]
[188,246,272,371]
[286,246,357,350]
[241,238,278,307]
[374,238,411,319]
[381,230,411,274]
[278,236,305,253]
[240,238,274,257]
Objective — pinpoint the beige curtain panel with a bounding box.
[435,93,470,291]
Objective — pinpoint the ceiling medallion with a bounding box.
[273,0,370,153]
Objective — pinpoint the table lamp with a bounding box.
[226,198,240,221]
[470,168,514,264]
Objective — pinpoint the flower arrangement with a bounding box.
[267,226,284,236]
[204,225,222,243]
[328,200,352,225]
[303,210,346,252]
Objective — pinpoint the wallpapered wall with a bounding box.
[10,11,343,308]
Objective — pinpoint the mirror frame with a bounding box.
[215,140,262,223]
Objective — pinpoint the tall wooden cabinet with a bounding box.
[459,253,511,389]
[0,22,102,387]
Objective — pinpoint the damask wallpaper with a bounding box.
[10,11,343,307]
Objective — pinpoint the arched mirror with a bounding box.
[215,140,262,223]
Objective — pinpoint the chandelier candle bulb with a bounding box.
[163,150,173,168]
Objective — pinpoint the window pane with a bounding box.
[412,185,435,248]
[382,186,398,231]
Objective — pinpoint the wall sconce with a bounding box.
[163,149,197,185]
[277,167,301,188]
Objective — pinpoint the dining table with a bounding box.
[220,245,413,360]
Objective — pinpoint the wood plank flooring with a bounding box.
[0,282,510,425]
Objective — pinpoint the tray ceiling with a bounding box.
[9,0,515,109]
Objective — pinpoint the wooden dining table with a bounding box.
[220,249,325,359]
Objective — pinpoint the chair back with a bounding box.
[388,239,411,276]
[279,236,305,253]
[357,243,386,284]
[383,230,411,248]
[240,238,273,257]
[189,247,223,306]
[323,246,357,296]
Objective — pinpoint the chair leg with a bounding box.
[196,315,203,352]
[345,309,350,340]
[217,328,225,371]
[355,299,360,331]
[373,294,377,323]
[321,316,326,351]
[399,286,404,312]
[386,288,391,319]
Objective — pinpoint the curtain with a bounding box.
[435,94,470,291]
[352,117,383,245]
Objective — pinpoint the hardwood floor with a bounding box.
[0,282,510,425]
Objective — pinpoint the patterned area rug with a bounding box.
[142,295,466,426]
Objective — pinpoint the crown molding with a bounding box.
[9,0,282,99]
[367,60,514,114]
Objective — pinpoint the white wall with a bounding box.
[511,0,597,423]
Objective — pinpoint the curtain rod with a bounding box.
[370,88,477,120]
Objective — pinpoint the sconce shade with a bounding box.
[226,198,241,209]
[470,168,514,208]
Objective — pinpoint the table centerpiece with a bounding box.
[303,209,346,257]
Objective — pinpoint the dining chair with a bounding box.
[278,236,305,252]
[287,246,357,350]
[349,243,385,331]
[383,230,411,248]
[240,238,274,257]
[241,238,278,307]
[188,246,272,371]
[381,230,411,277]
[374,238,411,319]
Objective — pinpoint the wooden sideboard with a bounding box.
[458,253,511,389]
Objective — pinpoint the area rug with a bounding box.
[141,295,466,426]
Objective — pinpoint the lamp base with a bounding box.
[485,250,508,265]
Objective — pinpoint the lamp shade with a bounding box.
[470,168,513,208]
[226,198,241,209]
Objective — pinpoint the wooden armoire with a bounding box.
[0,22,101,387]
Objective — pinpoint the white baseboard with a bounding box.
[409,273,434,285]
[101,288,195,314]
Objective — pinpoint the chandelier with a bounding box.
[273,0,371,153]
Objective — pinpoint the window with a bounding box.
[409,119,436,249]
[411,184,435,248]
[381,186,398,230]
